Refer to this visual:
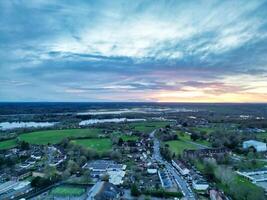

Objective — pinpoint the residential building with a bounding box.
[192,178,209,190]
[172,159,190,175]
[183,148,229,158]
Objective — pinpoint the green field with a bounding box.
[111,131,139,141]
[190,127,215,134]
[121,135,139,141]
[50,186,85,196]
[71,138,112,152]
[165,140,199,155]
[256,131,267,141]
[130,121,170,133]
[194,160,265,199]
[0,139,17,150]
[19,128,101,145]
[177,131,211,147]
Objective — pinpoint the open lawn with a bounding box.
[121,135,139,141]
[19,128,101,145]
[130,121,170,134]
[0,139,17,150]
[50,186,85,197]
[165,140,198,155]
[190,127,215,134]
[217,175,265,199]
[256,131,267,141]
[177,131,211,147]
[71,138,112,152]
[111,131,139,141]
[194,160,265,199]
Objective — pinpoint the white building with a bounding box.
[172,159,190,175]
[243,140,267,152]
[147,168,157,174]
[192,179,209,190]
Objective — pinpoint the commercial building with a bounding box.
[242,140,267,152]
[85,160,127,185]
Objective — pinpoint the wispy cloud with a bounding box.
[1,0,267,102]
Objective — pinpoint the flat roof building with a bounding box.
[0,181,31,199]
[243,140,267,152]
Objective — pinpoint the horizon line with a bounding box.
[0,101,267,104]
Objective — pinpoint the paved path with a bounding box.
[185,140,209,149]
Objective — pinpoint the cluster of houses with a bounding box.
[0,144,68,199]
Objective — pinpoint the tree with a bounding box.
[31,176,52,188]
[131,183,140,196]
[101,174,109,182]
[118,137,123,146]
[20,141,30,150]
[110,151,122,160]
[190,133,200,141]
[67,160,79,174]
[78,155,87,166]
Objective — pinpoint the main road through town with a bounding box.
[150,130,196,200]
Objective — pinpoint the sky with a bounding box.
[1,0,267,102]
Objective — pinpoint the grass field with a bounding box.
[194,160,265,199]
[190,127,215,134]
[130,121,170,134]
[165,140,198,155]
[0,139,17,150]
[256,131,267,141]
[178,131,211,147]
[111,131,139,141]
[71,138,112,152]
[50,186,85,196]
[19,128,101,145]
[121,135,139,141]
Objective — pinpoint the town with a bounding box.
[0,103,267,200]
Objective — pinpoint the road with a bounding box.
[150,130,196,200]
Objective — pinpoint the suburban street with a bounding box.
[150,131,196,200]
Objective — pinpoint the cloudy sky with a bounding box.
[1,0,267,102]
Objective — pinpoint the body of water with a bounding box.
[0,122,56,130]
[79,118,146,125]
